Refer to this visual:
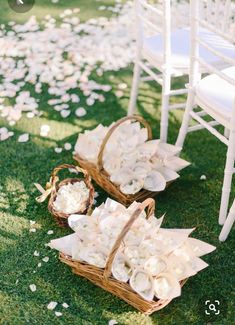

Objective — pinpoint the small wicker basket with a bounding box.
[59,198,187,314]
[36,164,94,227]
[74,115,172,206]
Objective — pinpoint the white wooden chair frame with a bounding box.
[175,0,235,240]
[128,0,188,143]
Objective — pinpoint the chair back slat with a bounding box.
[135,0,172,62]
[189,0,235,87]
[198,0,235,41]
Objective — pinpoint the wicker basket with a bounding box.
[59,198,187,314]
[36,164,94,227]
[74,115,172,206]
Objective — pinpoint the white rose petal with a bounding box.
[38,263,42,267]
[33,250,40,256]
[55,311,63,317]
[62,303,69,308]
[61,110,70,118]
[30,228,36,233]
[64,143,72,151]
[42,257,49,263]
[47,230,54,235]
[75,107,87,117]
[29,284,37,292]
[118,83,127,90]
[109,320,118,325]
[200,175,207,180]
[47,301,58,310]
[18,133,29,143]
[55,147,62,153]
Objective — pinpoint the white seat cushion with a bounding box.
[143,28,235,71]
[195,66,235,123]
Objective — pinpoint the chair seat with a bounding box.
[195,66,235,125]
[143,28,235,73]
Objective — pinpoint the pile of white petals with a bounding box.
[0,1,136,127]
[53,181,90,214]
[75,120,190,194]
[49,198,216,301]
[1,0,235,131]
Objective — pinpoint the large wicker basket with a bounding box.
[74,115,172,206]
[36,164,94,227]
[59,198,187,314]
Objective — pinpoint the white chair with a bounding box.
[128,0,235,143]
[176,0,235,235]
[219,199,235,241]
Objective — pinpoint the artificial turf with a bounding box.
[0,1,234,325]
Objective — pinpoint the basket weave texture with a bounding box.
[46,164,94,227]
[59,198,187,314]
[74,115,172,206]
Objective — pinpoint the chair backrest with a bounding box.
[189,0,235,87]
[134,0,172,63]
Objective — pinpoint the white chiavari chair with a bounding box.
[128,0,235,143]
[176,0,235,238]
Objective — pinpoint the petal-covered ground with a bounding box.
[0,1,234,325]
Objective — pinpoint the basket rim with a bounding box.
[73,153,172,200]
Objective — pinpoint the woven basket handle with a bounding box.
[97,115,152,172]
[103,198,155,280]
[51,164,91,186]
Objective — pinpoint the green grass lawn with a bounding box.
[0,1,234,325]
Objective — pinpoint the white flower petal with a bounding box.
[29,284,37,292]
[47,301,58,310]
[18,133,29,143]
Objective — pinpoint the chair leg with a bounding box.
[175,88,195,148]
[128,61,142,116]
[219,129,235,225]
[224,127,230,138]
[219,199,235,241]
[160,71,171,143]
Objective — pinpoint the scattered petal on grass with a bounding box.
[47,230,54,235]
[62,303,69,308]
[0,132,10,141]
[55,147,62,153]
[118,83,127,90]
[40,124,50,137]
[200,175,207,180]
[47,301,58,310]
[86,97,95,106]
[61,109,70,118]
[42,257,49,263]
[18,133,29,143]
[64,143,72,151]
[33,250,40,256]
[15,279,19,285]
[38,263,42,267]
[109,320,118,325]
[27,112,35,119]
[115,90,123,98]
[75,107,87,117]
[30,220,36,225]
[55,312,63,317]
[29,284,37,292]
[30,228,36,233]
